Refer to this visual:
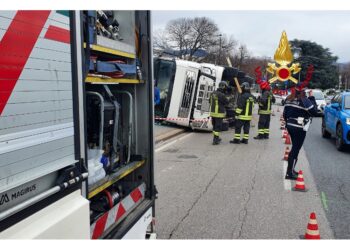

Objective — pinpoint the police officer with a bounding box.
[210,81,229,145]
[230,82,255,144]
[283,88,317,179]
[254,83,275,139]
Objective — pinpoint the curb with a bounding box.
[155,128,186,144]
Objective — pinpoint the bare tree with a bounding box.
[203,34,237,65]
[166,18,192,58]
[153,29,171,56]
[161,17,220,61]
[240,56,271,78]
[186,17,219,60]
[230,44,250,69]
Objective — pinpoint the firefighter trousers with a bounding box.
[258,114,271,137]
[234,119,250,140]
[212,117,223,137]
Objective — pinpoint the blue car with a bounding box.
[322,91,350,151]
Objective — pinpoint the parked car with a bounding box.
[325,94,334,105]
[305,89,327,116]
[322,92,350,151]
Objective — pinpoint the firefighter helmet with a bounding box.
[241,82,250,91]
[218,81,228,90]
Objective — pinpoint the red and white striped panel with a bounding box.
[90,183,146,239]
[154,117,211,122]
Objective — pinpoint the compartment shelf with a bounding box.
[85,76,141,84]
[88,160,145,199]
[84,43,136,59]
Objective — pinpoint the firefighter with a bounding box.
[210,81,229,145]
[224,86,236,128]
[283,88,317,179]
[230,82,256,144]
[254,82,275,139]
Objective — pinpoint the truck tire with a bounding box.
[321,117,331,138]
[335,123,345,151]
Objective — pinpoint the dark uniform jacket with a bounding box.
[210,90,229,118]
[235,92,256,121]
[258,90,276,115]
[283,96,318,129]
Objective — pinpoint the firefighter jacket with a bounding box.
[235,92,256,121]
[210,90,229,118]
[258,90,276,115]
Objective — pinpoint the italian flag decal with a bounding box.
[0,10,70,116]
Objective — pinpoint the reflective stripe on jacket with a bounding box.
[258,90,275,115]
[235,92,255,121]
[283,96,318,129]
[210,90,228,118]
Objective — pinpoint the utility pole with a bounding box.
[215,34,222,65]
[218,34,222,65]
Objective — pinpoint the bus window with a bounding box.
[154,59,176,118]
[178,71,196,118]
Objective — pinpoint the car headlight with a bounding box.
[347,117,350,125]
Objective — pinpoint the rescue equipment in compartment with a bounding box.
[96,10,122,41]
[90,188,121,221]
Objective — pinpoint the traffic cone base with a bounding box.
[293,170,308,192]
[292,187,308,192]
[305,212,321,239]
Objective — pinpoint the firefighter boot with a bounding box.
[240,139,248,144]
[264,130,270,139]
[212,136,220,145]
[230,138,240,144]
[254,134,264,140]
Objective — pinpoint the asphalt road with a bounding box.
[154,124,178,137]
[303,117,350,239]
[154,107,334,239]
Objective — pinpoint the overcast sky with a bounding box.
[153,11,350,63]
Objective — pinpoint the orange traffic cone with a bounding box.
[285,134,291,144]
[292,170,308,192]
[305,212,321,239]
[282,130,288,139]
[280,121,286,130]
[283,147,290,160]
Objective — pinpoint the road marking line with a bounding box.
[321,191,329,211]
[283,161,292,191]
[155,133,194,153]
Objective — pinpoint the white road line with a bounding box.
[283,161,292,191]
[155,133,194,153]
